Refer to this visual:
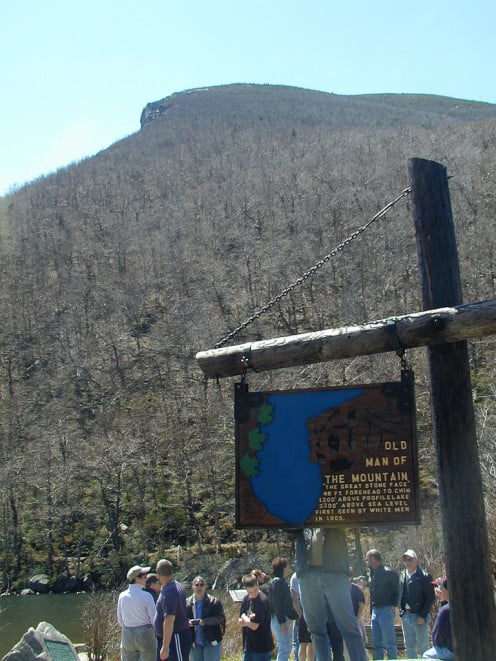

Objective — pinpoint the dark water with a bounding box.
[0,593,89,657]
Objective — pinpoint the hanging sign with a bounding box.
[235,377,419,528]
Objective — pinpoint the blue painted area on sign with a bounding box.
[250,389,363,525]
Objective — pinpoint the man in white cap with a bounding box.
[399,550,435,659]
[117,564,157,661]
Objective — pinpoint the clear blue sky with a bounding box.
[1,0,495,195]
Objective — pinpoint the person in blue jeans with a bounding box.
[366,549,399,659]
[295,528,367,661]
[270,557,298,661]
[399,549,435,659]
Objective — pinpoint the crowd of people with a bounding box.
[117,559,226,661]
[366,547,452,660]
[116,534,452,661]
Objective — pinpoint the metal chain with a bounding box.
[214,187,411,349]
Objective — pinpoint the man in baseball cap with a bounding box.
[127,564,151,582]
[399,550,435,659]
[117,564,157,661]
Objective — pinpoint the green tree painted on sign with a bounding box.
[240,453,259,477]
[240,402,274,478]
[258,403,274,425]
[248,427,266,451]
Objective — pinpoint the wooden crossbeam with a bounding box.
[196,298,496,379]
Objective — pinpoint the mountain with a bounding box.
[140,84,496,130]
[0,84,495,589]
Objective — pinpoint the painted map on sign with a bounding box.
[235,382,419,528]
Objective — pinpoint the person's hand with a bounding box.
[282,623,287,634]
[417,616,425,625]
[160,645,169,660]
[239,614,250,627]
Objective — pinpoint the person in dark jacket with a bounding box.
[186,576,225,661]
[366,549,399,660]
[399,549,435,658]
[270,557,298,661]
[145,573,161,603]
[252,568,270,598]
[239,573,274,661]
[422,578,453,660]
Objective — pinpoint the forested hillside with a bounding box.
[1,84,495,590]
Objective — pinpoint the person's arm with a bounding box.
[271,579,287,625]
[291,587,302,618]
[145,592,157,625]
[160,614,175,660]
[116,598,124,628]
[419,575,435,620]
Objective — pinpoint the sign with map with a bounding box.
[235,379,419,528]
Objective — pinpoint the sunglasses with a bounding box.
[194,582,205,587]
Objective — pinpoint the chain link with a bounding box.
[214,187,411,349]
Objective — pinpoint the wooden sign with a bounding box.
[235,377,419,528]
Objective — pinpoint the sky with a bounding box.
[1,0,495,196]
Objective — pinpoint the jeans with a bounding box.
[271,615,293,661]
[292,619,299,658]
[401,611,430,658]
[371,606,397,659]
[190,641,222,661]
[121,624,157,661]
[327,619,344,661]
[423,645,454,660]
[298,568,367,661]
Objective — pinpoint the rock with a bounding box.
[54,576,80,593]
[2,621,80,660]
[20,588,35,596]
[28,574,50,594]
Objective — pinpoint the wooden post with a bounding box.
[409,158,496,659]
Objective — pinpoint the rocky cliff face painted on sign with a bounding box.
[306,385,408,474]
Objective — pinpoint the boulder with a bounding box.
[28,574,50,594]
[54,576,80,593]
[2,621,79,660]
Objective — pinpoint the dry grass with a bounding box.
[81,591,121,660]
[221,594,245,660]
